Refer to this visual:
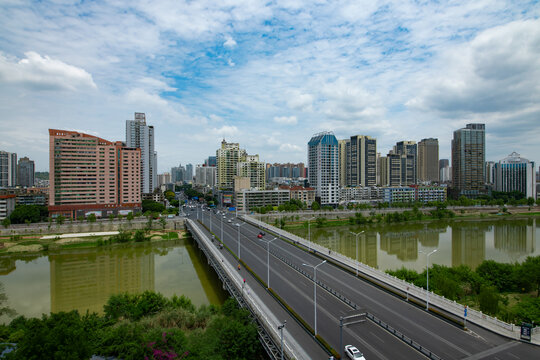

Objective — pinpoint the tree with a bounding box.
[55,215,65,225]
[478,285,500,315]
[9,205,47,224]
[109,214,115,222]
[127,212,134,222]
[311,201,320,211]
[527,197,535,206]
[159,217,167,230]
[142,200,165,213]
[2,217,10,229]
[87,213,97,223]
[520,256,540,297]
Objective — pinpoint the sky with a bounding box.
[0,0,539,173]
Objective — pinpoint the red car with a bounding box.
[257,234,263,239]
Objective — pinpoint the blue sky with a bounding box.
[1,0,539,172]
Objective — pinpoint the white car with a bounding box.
[345,345,365,360]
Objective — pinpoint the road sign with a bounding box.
[464,306,467,317]
[521,323,532,341]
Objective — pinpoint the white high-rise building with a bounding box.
[126,112,157,194]
[494,152,536,199]
[308,131,339,205]
[195,165,216,187]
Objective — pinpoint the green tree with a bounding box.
[126,212,134,223]
[520,256,540,297]
[142,200,165,213]
[87,213,97,223]
[311,201,320,211]
[159,217,167,230]
[55,215,65,225]
[1,217,10,229]
[134,230,146,242]
[478,285,500,315]
[9,205,47,224]
[109,214,115,222]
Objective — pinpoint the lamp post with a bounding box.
[221,214,224,241]
[302,259,326,335]
[278,320,286,360]
[419,248,438,311]
[236,222,245,259]
[259,237,277,289]
[350,231,364,276]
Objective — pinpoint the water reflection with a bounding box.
[0,239,228,322]
[50,248,155,314]
[288,217,540,271]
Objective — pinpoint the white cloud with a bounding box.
[125,88,168,107]
[279,143,302,152]
[224,35,237,48]
[0,51,96,91]
[273,116,297,125]
[287,92,314,112]
[211,125,239,138]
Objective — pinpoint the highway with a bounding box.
[187,206,540,359]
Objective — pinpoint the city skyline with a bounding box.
[1,1,539,171]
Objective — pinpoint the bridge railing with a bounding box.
[242,215,539,344]
[186,219,308,360]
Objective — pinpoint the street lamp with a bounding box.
[419,248,438,311]
[350,231,365,276]
[302,259,326,335]
[259,237,278,289]
[278,320,286,360]
[235,222,245,259]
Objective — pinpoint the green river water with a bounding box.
[286,217,540,272]
[0,237,228,323]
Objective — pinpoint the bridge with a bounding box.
[186,207,540,359]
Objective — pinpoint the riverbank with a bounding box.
[0,229,185,254]
[273,207,540,230]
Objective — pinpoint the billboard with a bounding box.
[223,194,233,204]
[85,211,102,218]
[118,210,133,215]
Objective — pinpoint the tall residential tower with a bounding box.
[126,112,157,194]
[452,123,485,197]
[308,132,339,205]
[418,138,439,183]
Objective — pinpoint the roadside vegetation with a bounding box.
[387,256,540,324]
[0,292,262,360]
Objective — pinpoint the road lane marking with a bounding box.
[461,341,520,359]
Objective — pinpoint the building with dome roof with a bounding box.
[494,152,536,199]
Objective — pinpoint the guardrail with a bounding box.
[186,219,308,360]
[242,215,540,345]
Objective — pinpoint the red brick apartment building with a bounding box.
[48,129,141,219]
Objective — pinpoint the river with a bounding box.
[0,237,228,323]
[286,217,540,272]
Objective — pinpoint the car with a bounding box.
[228,219,232,223]
[259,231,265,236]
[345,345,365,360]
[257,234,263,239]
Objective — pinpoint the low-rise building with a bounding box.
[340,186,383,203]
[383,187,416,204]
[383,186,447,204]
[235,189,290,212]
[0,194,16,220]
[279,185,315,206]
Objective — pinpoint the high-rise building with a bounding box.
[48,129,141,219]
[237,155,266,190]
[418,138,439,183]
[205,156,217,167]
[216,140,247,190]
[494,152,536,199]
[157,172,172,186]
[266,163,306,181]
[346,135,377,187]
[185,164,193,182]
[452,123,485,197]
[171,164,185,183]
[126,112,157,194]
[338,139,349,186]
[377,155,388,186]
[308,131,339,205]
[394,141,417,185]
[439,159,451,182]
[17,156,35,187]
[0,151,17,187]
[485,161,495,185]
[195,165,216,187]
